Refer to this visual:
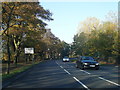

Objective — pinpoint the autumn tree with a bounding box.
[77,17,101,34]
[72,13,118,64]
[2,2,53,74]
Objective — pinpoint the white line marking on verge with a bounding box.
[73,77,90,90]
[98,77,120,86]
[64,69,71,75]
[80,70,91,75]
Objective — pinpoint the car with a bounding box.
[76,56,99,70]
[63,57,69,62]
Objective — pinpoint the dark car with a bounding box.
[76,56,99,70]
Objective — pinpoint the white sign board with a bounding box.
[25,48,34,54]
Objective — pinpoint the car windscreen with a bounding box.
[82,57,94,60]
[64,58,68,59]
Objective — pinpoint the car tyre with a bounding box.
[95,67,99,70]
[80,66,84,70]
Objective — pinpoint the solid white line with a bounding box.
[73,77,90,90]
[98,77,120,86]
[64,69,71,75]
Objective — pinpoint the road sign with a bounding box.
[25,48,34,54]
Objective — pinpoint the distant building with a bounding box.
[43,29,55,39]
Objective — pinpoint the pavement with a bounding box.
[2,60,120,89]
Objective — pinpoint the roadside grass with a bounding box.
[70,59,78,63]
[99,61,115,66]
[2,61,40,81]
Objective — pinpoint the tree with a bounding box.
[41,29,63,59]
[60,41,70,58]
[73,32,88,56]
[2,2,53,74]
[77,17,100,34]
[73,15,118,64]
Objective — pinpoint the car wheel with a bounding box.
[95,67,99,70]
[81,67,84,70]
[80,66,84,70]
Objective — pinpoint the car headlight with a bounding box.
[83,63,88,65]
[96,63,99,65]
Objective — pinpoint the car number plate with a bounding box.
[90,65,95,67]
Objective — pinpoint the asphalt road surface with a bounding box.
[4,60,120,89]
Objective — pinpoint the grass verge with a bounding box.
[70,59,78,63]
[2,61,40,81]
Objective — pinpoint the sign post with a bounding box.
[24,48,34,63]
[25,48,34,54]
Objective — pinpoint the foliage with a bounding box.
[72,14,119,64]
[2,2,53,74]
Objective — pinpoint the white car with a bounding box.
[63,57,69,62]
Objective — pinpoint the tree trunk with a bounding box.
[5,3,15,74]
[116,54,120,65]
[14,45,20,67]
[14,51,18,67]
[7,34,11,74]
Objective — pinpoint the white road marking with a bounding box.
[83,71,91,75]
[73,77,90,90]
[80,70,91,75]
[56,61,71,75]
[60,66,63,69]
[98,77,120,86]
[64,69,71,75]
[56,62,64,69]
[80,70,84,71]
[56,61,120,88]
[56,62,59,65]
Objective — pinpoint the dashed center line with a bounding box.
[56,61,90,89]
[60,66,63,69]
[80,70,91,75]
[73,77,90,90]
[56,62,59,65]
[56,61,120,88]
[64,69,71,75]
[98,77,120,86]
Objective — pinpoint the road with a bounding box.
[4,60,120,89]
